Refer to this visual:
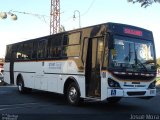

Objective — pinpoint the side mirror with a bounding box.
[107,33,114,49]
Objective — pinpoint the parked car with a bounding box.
[0,72,4,86]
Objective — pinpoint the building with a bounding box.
[0,58,4,72]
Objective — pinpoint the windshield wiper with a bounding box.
[144,60,155,64]
[137,59,148,72]
[135,51,148,72]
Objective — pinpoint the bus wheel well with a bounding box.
[16,74,23,85]
[63,77,80,96]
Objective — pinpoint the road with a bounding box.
[0,86,160,120]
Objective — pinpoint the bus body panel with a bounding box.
[101,71,156,101]
[3,63,10,84]
[5,60,86,97]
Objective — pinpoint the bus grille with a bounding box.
[127,91,146,96]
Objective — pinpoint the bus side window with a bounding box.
[62,46,67,57]
[32,50,37,59]
[47,38,52,58]
[23,42,33,60]
[16,44,23,60]
[31,41,38,59]
[63,35,69,45]
[49,35,62,58]
[62,32,81,57]
[38,39,47,59]
[52,40,61,57]
[5,45,12,62]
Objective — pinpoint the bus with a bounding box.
[4,22,157,105]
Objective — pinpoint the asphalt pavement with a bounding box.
[0,86,160,120]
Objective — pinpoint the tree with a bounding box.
[157,58,160,68]
[128,0,160,8]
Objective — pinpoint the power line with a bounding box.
[81,0,96,16]
[62,0,96,24]
[9,10,49,24]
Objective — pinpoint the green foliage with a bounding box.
[128,0,160,8]
[157,57,160,68]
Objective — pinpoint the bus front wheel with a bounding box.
[66,82,81,105]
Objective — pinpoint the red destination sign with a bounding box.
[124,28,143,36]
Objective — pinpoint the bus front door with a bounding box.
[86,37,104,97]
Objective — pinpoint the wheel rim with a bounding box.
[18,83,22,91]
[68,87,78,103]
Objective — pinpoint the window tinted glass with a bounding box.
[62,45,80,57]
[62,32,81,57]
[63,35,68,45]
[16,42,33,60]
[38,40,47,59]
[48,35,62,58]
[69,32,80,45]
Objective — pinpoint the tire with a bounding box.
[17,78,31,94]
[66,82,81,105]
[107,97,121,104]
[17,79,25,93]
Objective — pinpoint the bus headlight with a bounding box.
[148,81,156,89]
[108,78,121,88]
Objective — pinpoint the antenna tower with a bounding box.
[50,0,60,34]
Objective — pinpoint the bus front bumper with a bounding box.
[107,88,156,98]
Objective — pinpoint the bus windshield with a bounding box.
[109,36,156,72]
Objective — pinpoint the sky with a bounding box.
[0,0,160,58]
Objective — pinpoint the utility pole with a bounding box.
[50,0,60,35]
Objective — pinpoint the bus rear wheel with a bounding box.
[17,79,31,94]
[17,80,25,93]
[66,82,81,105]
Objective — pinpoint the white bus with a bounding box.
[4,22,157,105]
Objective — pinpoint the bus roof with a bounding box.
[7,22,154,46]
